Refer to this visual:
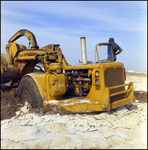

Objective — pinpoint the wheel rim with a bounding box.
[22,90,32,104]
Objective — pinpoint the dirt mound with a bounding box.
[1,84,50,120]
[134,90,147,103]
[1,84,24,120]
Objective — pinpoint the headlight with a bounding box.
[95,80,100,86]
[95,71,99,77]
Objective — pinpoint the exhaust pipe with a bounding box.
[80,37,87,65]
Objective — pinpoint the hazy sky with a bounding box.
[1,1,147,71]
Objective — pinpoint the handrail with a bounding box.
[109,82,133,97]
[109,83,131,90]
[95,44,114,63]
[110,89,132,97]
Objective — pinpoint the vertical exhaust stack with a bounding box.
[80,37,87,65]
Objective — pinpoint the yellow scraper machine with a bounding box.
[1,29,134,113]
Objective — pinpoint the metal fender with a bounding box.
[22,72,46,101]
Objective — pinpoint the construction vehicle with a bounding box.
[1,29,134,113]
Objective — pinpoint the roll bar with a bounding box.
[95,44,114,63]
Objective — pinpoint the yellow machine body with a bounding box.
[43,62,134,112]
[1,29,134,113]
[23,61,134,113]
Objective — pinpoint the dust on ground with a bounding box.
[1,71,147,120]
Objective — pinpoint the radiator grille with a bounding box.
[104,67,125,101]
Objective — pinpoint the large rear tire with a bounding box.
[18,76,43,108]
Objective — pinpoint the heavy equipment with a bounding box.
[1,29,134,113]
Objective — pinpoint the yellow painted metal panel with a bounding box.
[111,97,132,109]
[24,72,47,100]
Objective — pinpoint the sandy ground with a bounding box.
[1,70,147,149]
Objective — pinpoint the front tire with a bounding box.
[18,76,43,108]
